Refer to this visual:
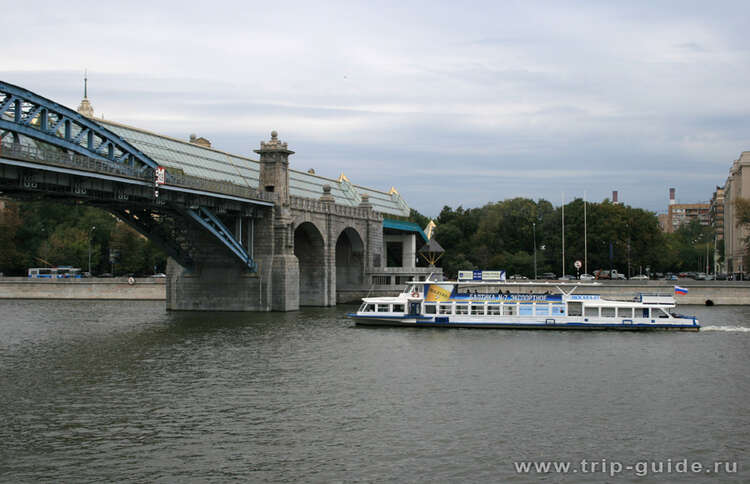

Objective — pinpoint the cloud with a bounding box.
[1,0,748,216]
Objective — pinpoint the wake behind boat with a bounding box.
[349,274,699,331]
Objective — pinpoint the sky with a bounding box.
[2,0,749,217]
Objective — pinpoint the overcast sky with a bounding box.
[3,1,749,216]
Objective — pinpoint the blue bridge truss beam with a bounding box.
[186,207,257,272]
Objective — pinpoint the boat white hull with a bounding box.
[349,314,700,331]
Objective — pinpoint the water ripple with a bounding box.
[0,301,748,482]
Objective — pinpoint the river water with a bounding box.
[0,300,748,483]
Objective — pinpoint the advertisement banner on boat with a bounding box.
[424,284,454,302]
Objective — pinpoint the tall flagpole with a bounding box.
[562,192,565,277]
[584,190,588,275]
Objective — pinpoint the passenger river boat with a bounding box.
[349,275,699,331]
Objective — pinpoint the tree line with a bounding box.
[0,200,165,276]
[410,197,717,279]
[0,196,723,279]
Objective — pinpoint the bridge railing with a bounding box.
[1,140,148,179]
[1,141,274,203]
[289,195,382,220]
[166,171,274,203]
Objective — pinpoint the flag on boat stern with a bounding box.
[674,286,688,295]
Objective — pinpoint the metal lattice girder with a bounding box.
[0,80,159,174]
[107,207,195,270]
[186,207,256,271]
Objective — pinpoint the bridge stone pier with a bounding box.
[167,131,388,311]
[0,80,437,312]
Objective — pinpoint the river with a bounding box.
[1,300,748,482]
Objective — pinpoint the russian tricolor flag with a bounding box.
[675,286,688,295]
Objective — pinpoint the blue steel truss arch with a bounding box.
[0,80,159,174]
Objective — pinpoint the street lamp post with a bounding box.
[706,240,710,275]
[88,226,96,275]
[532,222,537,280]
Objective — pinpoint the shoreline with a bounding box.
[3,278,750,305]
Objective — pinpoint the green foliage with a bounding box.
[0,202,24,274]
[0,199,166,276]
[428,197,713,278]
[407,208,430,231]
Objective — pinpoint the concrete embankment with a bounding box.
[342,280,750,305]
[3,277,750,305]
[0,277,166,300]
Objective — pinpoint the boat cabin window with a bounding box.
[519,303,533,316]
[376,304,389,313]
[601,307,616,318]
[424,303,437,314]
[535,303,550,316]
[363,304,375,312]
[655,308,670,318]
[503,304,516,316]
[392,304,404,313]
[617,307,633,318]
[487,304,501,315]
[470,303,485,315]
[455,305,468,315]
[584,307,599,317]
[567,302,582,316]
[439,304,453,315]
[552,304,565,315]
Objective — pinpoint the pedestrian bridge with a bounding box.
[0,80,439,310]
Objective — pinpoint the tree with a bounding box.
[429,197,679,278]
[0,201,24,274]
[0,199,164,276]
[46,226,90,268]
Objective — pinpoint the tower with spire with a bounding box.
[77,69,94,118]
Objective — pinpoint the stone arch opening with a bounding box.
[336,227,365,292]
[294,222,326,306]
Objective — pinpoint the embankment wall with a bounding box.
[0,277,166,300]
[2,278,750,305]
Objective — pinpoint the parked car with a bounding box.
[631,274,649,280]
[540,272,557,280]
[694,272,707,280]
[666,274,678,281]
[558,275,575,281]
[715,273,728,280]
[579,273,595,281]
[151,273,167,278]
[509,274,528,280]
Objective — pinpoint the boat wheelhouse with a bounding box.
[349,279,699,331]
